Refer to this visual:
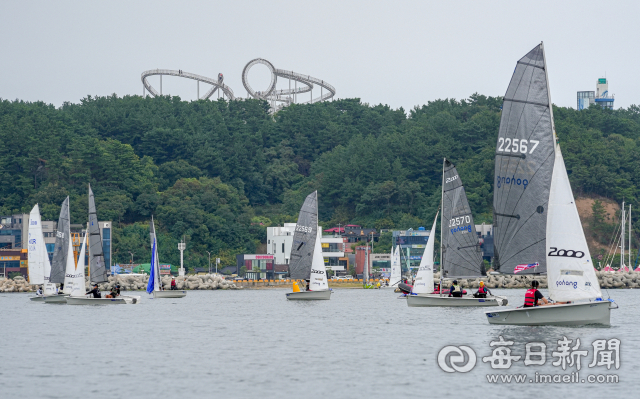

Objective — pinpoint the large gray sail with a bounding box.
[288,191,318,280]
[441,159,485,278]
[88,184,108,283]
[493,43,555,275]
[50,197,70,284]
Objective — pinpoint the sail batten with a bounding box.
[288,191,318,280]
[88,185,108,283]
[493,43,555,275]
[441,159,485,278]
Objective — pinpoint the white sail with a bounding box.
[27,205,46,285]
[412,213,438,294]
[309,232,329,291]
[389,246,402,287]
[67,234,87,297]
[547,147,601,302]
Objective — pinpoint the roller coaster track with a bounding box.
[241,58,336,112]
[141,69,235,100]
[140,59,335,113]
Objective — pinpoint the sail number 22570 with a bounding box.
[497,138,539,154]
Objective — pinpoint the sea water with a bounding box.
[0,288,637,398]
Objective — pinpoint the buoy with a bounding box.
[292,281,300,292]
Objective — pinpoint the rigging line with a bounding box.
[604,212,622,265]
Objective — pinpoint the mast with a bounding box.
[541,42,558,149]
[629,205,632,268]
[621,201,625,269]
[439,158,445,296]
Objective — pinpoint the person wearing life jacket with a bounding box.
[523,280,548,307]
[473,281,491,298]
[449,280,463,297]
[170,278,177,290]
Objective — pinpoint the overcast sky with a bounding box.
[1,0,638,111]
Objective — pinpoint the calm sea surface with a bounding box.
[1,288,637,398]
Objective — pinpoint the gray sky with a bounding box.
[2,0,638,111]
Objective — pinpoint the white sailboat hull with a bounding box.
[407,293,506,307]
[43,294,69,303]
[153,290,187,298]
[30,295,45,302]
[286,290,332,300]
[485,301,613,326]
[65,296,135,305]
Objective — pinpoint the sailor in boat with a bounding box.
[449,280,463,297]
[86,284,102,299]
[523,280,549,308]
[473,281,491,298]
[36,286,43,296]
[170,278,177,290]
[105,286,119,299]
[116,284,121,295]
[305,280,310,291]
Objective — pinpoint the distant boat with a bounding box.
[286,191,331,300]
[44,197,73,303]
[407,159,506,307]
[67,184,138,304]
[28,204,59,302]
[485,42,616,325]
[388,245,402,288]
[147,216,186,298]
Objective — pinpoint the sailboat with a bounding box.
[28,204,57,301]
[67,185,139,304]
[407,212,438,296]
[485,42,616,325]
[286,191,332,300]
[148,216,186,298]
[43,197,74,303]
[388,246,402,288]
[407,159,507,307]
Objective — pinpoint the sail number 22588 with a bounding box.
[498,138,540,154]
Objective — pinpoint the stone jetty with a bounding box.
[1,271,639,292]
[0,274,240,293]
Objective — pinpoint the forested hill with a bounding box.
[1,94,639,269]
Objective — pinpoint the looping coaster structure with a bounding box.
[241,58,335,112]
[141,69,235,100]
[141,58,335,112]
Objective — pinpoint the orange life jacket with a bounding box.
[524,288,538,307]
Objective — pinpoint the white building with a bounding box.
[267,223,347,272]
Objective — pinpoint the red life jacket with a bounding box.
[478,285,486,294]
[524,288,538,307]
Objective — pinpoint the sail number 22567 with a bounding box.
[497,138,540,154]
[295,225,313,233]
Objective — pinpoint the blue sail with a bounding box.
[146,239,156,294]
